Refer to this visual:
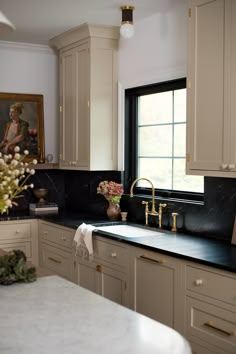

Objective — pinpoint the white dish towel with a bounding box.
[73,223,96,260]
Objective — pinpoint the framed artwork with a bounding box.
[0,92,45,163]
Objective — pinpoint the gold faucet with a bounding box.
[158,203,167,229]
[130,177,158,225]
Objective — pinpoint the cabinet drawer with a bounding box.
[186,265,236,305]
[40,223,74,249]
[94,238,128,268]
[0,223,31,241]
[186,296,236,353]
[0,241,32,259]
[39,244,73,280]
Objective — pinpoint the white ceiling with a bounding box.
[0,0,185,45]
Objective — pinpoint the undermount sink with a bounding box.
[94,224,163,238]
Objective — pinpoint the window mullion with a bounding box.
[172,90,174,190]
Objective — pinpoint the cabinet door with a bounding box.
[187,0,225,172]
[60,47,76,167]
[132,250,183,331]
[97,265,128,306]
[228,1,236,170]
[77,259,98,293]
[60,43,89,169]
[77,259,128,307]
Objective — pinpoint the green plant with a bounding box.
[0,249,37,285]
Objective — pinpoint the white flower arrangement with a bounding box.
[0,146,37,214]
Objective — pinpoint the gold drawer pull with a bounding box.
[140,255,164,264]
[48,257,62,264]
[111,252,117,258]
[204,321,235,336]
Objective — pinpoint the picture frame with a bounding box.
[0,92,45,163]
[231,216,236,245]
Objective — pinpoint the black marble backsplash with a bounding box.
[8,169,236,243]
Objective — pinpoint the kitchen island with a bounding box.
[0,275,191,354]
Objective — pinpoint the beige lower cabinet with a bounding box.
[130,246,184,334]
[76,235,129,307]
[38,220,77,283]
[184,262,236,354]
[8,218,235,354]
[0,219,38,266]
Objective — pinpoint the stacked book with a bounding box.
[29,202,58,215]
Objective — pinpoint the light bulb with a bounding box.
[120,23,135,39]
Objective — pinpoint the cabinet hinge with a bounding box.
[188,79,191,89]
[59,105,63,113]
[124,281,127,290]
[88,100,90,108]
[188,8,192,17]
[187,153,190,162]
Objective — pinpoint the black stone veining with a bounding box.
[45,215,236,274]
[8,169,236,242]
[1,209,236,273]
[2,169,236,272]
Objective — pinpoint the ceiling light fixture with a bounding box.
[120,5,135,39]
[0,10,15,34]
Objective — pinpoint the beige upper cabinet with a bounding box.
[187,0,236,177]
[50,24,119,170]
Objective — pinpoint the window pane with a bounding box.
[138,126,172,156]
[139,92,172,125]
[174,89,186,122]
[126,79,204,198]
[138,158,172,189]
[173,159,204,192]
[174,123,186,157]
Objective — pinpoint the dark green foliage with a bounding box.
[0,250,37,285]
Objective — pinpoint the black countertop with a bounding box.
[1,210,236,273]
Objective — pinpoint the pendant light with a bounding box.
[120,6,135,39]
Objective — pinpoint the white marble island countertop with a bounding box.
[0,276,191,354]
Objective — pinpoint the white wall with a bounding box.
[0,2,186,164]
[118,1,187,88]
[0,41,59,162]
[117,1,187,169]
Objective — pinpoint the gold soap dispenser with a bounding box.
[171,212,179,232]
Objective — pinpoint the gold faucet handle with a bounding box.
[142,201,150,225]
[160,203,167,208]
[159,203,167,213]
[142,200,149,211]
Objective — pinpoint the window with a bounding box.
[124,78,204,200]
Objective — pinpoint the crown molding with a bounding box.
[0,40,55,54]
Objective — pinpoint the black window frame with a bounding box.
[123,78,204,202]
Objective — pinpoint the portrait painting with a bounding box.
[0,93,45,163]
